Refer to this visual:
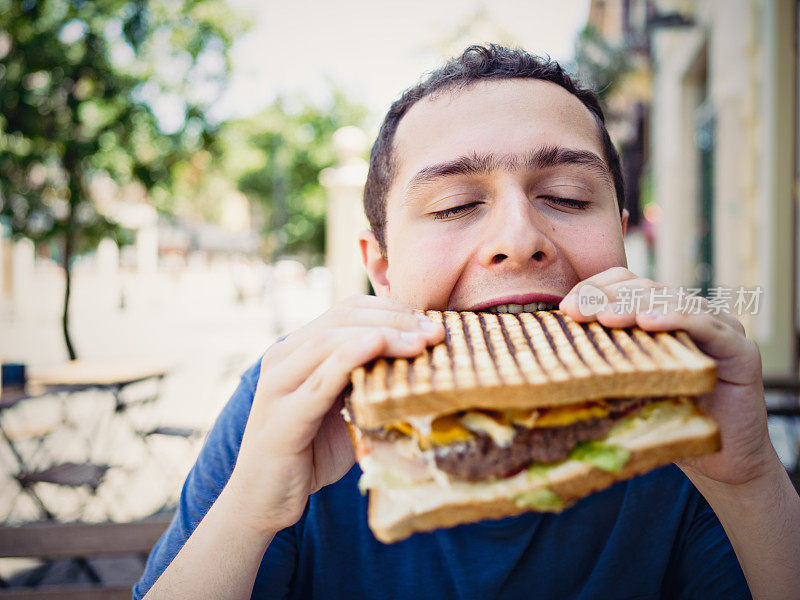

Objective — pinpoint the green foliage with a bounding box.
[0,0,242,357]
[233,90,368,264]
[0,0,242,254]
[571,24,632,100]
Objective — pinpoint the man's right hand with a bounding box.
[224,294,445,534]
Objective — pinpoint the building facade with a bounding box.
[588,0,798,376]
[649,0,797,376]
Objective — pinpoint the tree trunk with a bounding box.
[62,207,77,360]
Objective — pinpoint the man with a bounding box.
[135,45,799,599]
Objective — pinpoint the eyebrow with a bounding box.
[404,145,613,197]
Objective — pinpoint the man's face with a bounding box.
[360,78,628,311]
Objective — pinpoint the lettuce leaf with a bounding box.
[568,440,630,472]
[512,488,565,511]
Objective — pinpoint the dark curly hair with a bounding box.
[363,43,624,255]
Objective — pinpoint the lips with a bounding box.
[483,302,559,314]
[467,293,564,312]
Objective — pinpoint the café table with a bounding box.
[0,359,169,520]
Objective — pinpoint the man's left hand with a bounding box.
[559,266,777,489]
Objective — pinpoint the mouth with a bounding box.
[481,301,560,314]
[468,294,564,313]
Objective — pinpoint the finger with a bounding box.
[309,396,356,492]
[596,281,746,335]
[565,266,638,296]
[602,277,660,303]
[266,296,433,360]
[259,332,386,455]
[564,276,673,322]
[591,303,649,328]
[560,267,639,319]
[272,331,401,449]
[331,293,426,315]
[262,323,443,396]
[584,278,670,327]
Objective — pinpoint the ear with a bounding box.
[358,229,391,297]
[620,208,629,237]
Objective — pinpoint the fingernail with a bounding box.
[401,331,422,344]
[419,320,439,335]
[363,332,383,345]
[416,313,438,332]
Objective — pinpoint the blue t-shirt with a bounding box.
[133,359,751,600]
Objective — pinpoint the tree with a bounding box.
[570,24,632,101]
[0,0,243,359]
[234,90,369,264]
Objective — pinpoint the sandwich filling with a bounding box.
[352,397,704,491]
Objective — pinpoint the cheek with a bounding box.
[388,230,463,307]
[560,222,627,279]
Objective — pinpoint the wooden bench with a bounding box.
[0,515,172,599]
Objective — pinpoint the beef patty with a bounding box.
[433,398,650,481]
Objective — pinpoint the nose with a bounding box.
[478,188,556,269]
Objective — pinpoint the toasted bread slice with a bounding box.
[365,398,720,543]
[349,310,717,429]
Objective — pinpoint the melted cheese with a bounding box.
[531,402,609,427]
[422,415,473,449]
[388,415,474,449]
[386,401,611,448]
[460,412,516,446]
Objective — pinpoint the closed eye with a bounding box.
[540,196,590,210]
[432,202,481,220]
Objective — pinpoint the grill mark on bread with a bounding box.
[349,310,717,428]
[612,328,656,370]
[674,331,693,349]
[514,314,546,380]
[498,316,518,358]
[391,358,411,398]
[464,312,502,386]
[543,311,591,376]
[371,359,389,401]
[608,330,632,362]
[443,313,456,369]
[444,311,477,389]
[385,358,394,394]
[637,330,680,370]
[558,315,615,376]
[499,313,549,384]
[627,328,653,361]
[424,350,433,389]
[551,310,577,346]
[460,311,478,383]
[428,311,454,391]
[496,313,525,379]
[529,312,571,380]
[480,312,524,385]
[518,312,571,382]
[408,311,432,394]
[658,331,713,370]
[477,312,498,375]
[584,322,635,372]
[580,322,611,367]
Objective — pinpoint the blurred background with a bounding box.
[0,0,797,596]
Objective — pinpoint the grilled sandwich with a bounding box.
[344,309,720,543]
